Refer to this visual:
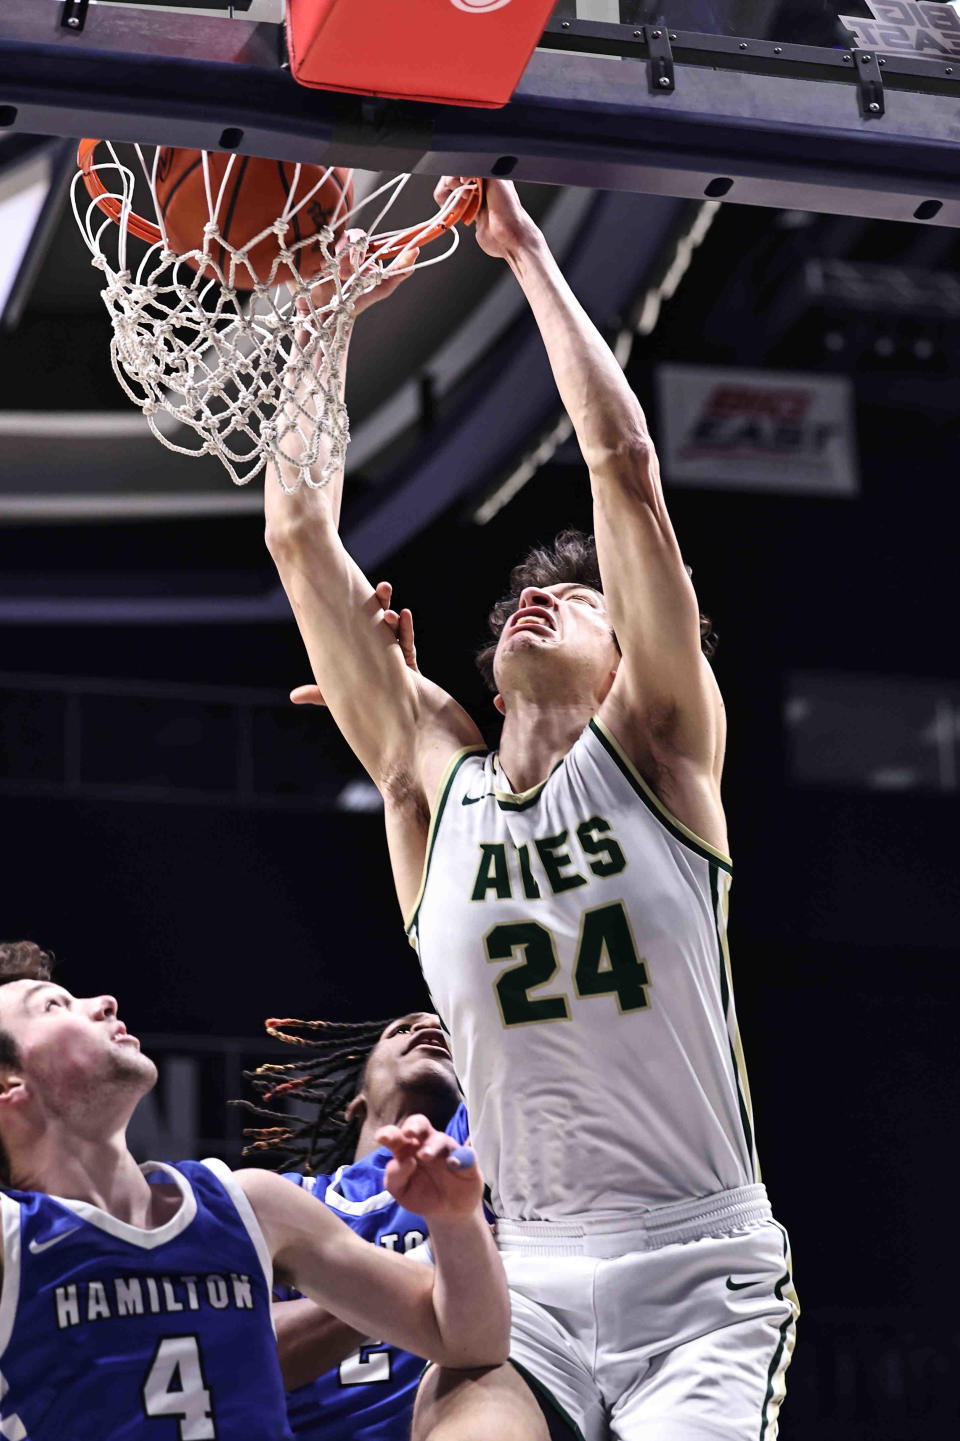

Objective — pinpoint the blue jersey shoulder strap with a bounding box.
[0,1159,292,1440]
[447,1103,469,1144]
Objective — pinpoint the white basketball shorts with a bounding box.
[497,1184,798,1441]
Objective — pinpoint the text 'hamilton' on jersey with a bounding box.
[408,718,760,1222]
[0,1159,293,1441]
[53,1270,257,1329]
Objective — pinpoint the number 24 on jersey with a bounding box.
[486,900,650,1026]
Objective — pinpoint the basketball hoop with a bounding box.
[72,140,482,490]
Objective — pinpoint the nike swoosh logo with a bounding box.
[29,1226,81,1254]
[461,794,489,805]
[726,1274,767,1291]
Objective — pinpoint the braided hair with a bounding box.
[235,1016,391,1176]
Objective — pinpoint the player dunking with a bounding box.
[0,943,508,1439]
[239,1011,468,1439]
[265,178,798,1441]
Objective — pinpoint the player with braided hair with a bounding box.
[239,1011,469,1441]
[238,1015,396,1175]
[0,943,507,1441]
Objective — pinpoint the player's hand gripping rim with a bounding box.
[433,174,535,264]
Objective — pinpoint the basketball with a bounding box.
[153,149,353,290]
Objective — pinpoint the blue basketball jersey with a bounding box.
[281,1103,469,1441]
[0,1158,292,1440]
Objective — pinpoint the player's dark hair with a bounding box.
[235,1017,391,1175]
[0,942,55,1188]
[475,528,716,693]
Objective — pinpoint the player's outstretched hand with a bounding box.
[297,229,419,324]
[351,237,420,318]
[377,1115,481,1222]
[290,580,418,707]
[434,175,536,262]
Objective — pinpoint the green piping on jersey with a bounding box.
[759,1222,800,1441]
[405,745,486,939]
[589,717,733,875]
[709,864,760,1182]
[718,867,760,1178]
[492,754,565,812]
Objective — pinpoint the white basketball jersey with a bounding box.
[407,717,760,1222]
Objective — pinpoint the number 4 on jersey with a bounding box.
[575,902,650,1011]
[485,901,650,1026]
[142,1335,215,1439]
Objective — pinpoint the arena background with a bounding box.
[1,3,958,1436]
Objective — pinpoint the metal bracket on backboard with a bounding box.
[645,26,675,96]
[853,48,885,118]
[61,0,90,32]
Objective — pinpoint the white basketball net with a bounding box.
[71,145,472,490]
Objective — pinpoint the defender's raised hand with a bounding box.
[377,1115,481,1222]
[290,581,418,707]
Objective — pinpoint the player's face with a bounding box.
[0,980,156,1117]
[493,583,619,705]
[364,1012,458,1114]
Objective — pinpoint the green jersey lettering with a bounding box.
[534,831,588,895]
[516,843,542,900]
[577,817,627,878]
[485,921,570,1026]
[574,902,650,1013]
[471,843,513,901]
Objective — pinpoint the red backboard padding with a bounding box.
[286,0,557,109]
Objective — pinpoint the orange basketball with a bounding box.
[154,149,353,290]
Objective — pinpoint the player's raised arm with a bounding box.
[264,239,483,897]
[238,1119,509,1371]
[447,178,723,786]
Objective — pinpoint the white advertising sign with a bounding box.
[656,364,859,496]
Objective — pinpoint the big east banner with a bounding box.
[839,1,960,59]
[656,365,858,496]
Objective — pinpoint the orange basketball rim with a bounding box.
[76,140,484,259]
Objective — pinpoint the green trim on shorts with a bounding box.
[759,1222,799,1440]
[510,1358,586,1441]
